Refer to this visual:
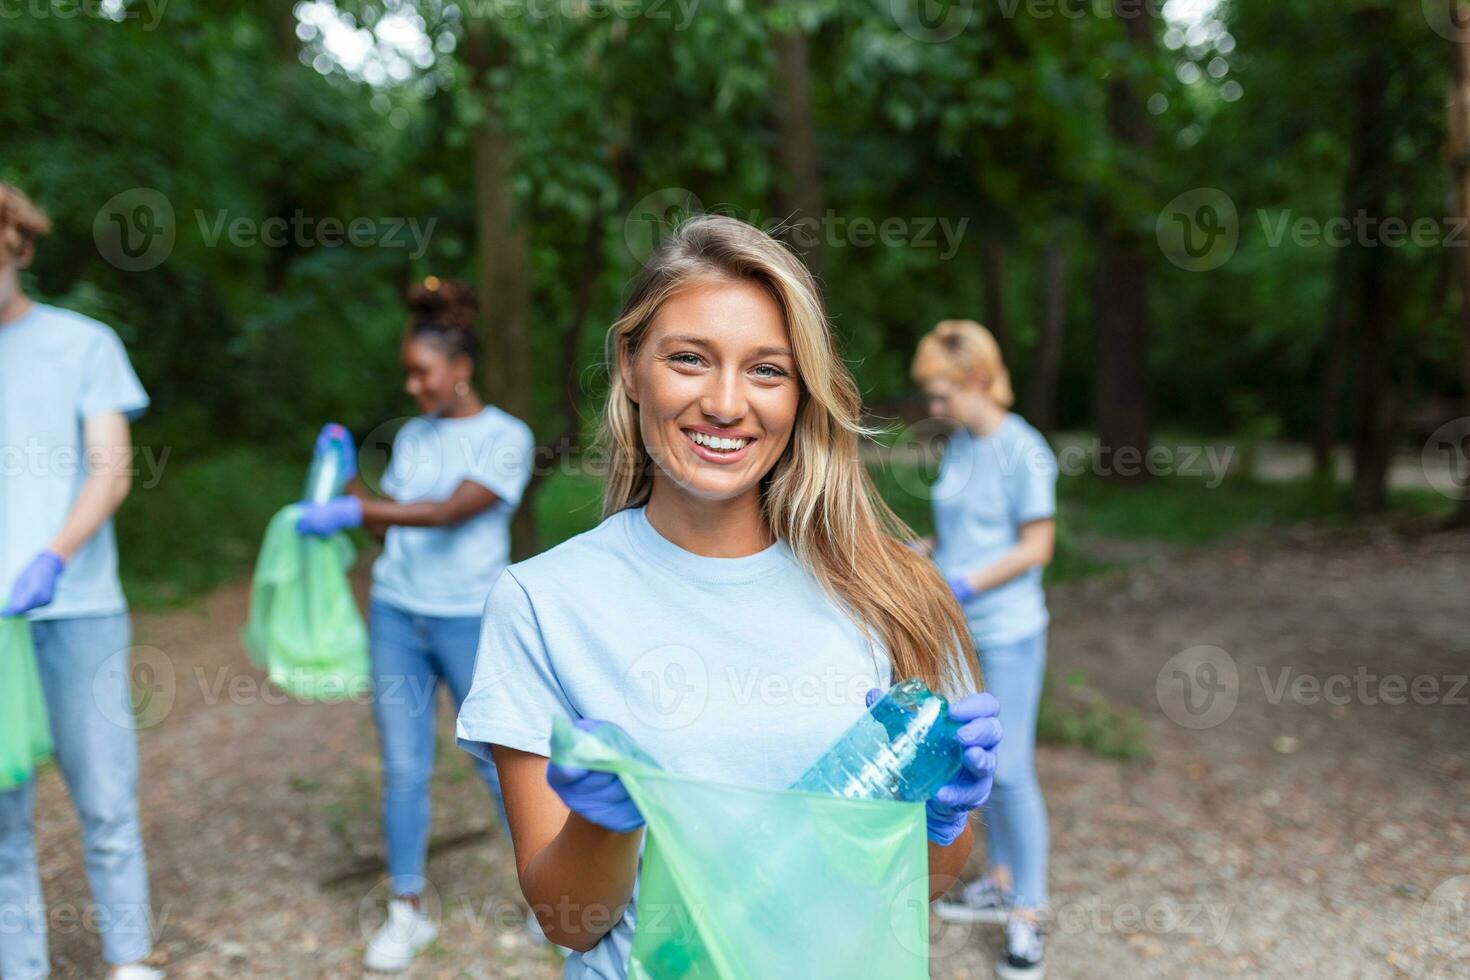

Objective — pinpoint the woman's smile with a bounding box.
[681,425,757,464]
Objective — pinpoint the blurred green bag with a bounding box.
[0,616,52,791]
[549,716,931,979]
[242,503,369,701]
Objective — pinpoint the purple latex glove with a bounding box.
[948,576,979,605]
[296,496,363,536]
[865,686,1002,846]
[545,719,645,833]
[314,422,357,482]
[2,550,65,616]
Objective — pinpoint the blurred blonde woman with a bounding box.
[913,320,1058,980]
[456,216,1002,978]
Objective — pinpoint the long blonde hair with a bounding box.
[596,215,977,695]
[911,319,1015,407]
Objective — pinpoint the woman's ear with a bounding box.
[454,352,476,387]
[619,340,640,405]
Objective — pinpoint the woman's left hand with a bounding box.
[866,687,1002,845]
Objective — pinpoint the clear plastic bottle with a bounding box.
[788,678,962,802]
[303,424,353,505]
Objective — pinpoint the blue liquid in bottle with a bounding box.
[788,678,962,802]
[303,424,353,505]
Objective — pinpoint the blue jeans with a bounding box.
[370,599,507,896]
[0,614,153,980]
[979,628,1049,909]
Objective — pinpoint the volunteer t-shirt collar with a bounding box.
[624,505,789,583]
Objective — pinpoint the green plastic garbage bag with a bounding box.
[549,716,932,979]
[0,616,51,790]
[242,503,369,701]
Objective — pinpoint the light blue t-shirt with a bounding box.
[456,506,893,980]
[931,414,1057,649]
[0,303,150,621]
[369,406,534,618]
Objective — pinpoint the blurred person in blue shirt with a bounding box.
[295,277,534,972]
[914,319,1058,980]
[0,183,162,980]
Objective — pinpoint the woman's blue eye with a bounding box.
[754,364,788,378]
[671,353,702,366]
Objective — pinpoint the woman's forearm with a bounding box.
[348,479,498,530]
[963,545,1039,593]
[927,824,973,901]
[358,497,457,528]
[522,813,644,951]
[960,520,1055,593]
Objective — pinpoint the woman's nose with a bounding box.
[700,369,747,423]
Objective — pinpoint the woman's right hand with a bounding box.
[296,496,364,536]
[545,719,645,833]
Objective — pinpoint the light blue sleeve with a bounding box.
[1011,428,1058,524]
[79,327,149,421]
[456,569,576,762]
[466,418,534,507]
[378,420,424,500]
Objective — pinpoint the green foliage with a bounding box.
[14,0,1448,458]
[1037,670,1149,761]
[117,448,304,609]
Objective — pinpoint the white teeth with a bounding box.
[687,430,749,452]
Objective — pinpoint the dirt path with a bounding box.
[31,523,1470,979]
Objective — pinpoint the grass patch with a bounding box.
[1037,670,1149,761]
[117,448,302,610]
[117,447,1452,612]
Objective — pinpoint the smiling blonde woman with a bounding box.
[456,215,1001,979]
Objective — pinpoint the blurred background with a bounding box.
[4,0,1469,977]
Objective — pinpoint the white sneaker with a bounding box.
[995,915,1046,980]
[364,898,439,973]
[110,965,164,980]
[933,875,1013,924]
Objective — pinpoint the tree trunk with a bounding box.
[1312,247,1351,476]
[770,27,826,282]
[465,23,537,554]
[1346,8,1396,514]
[1027,237,1067,436]
[556,211,607,457]
[980,241,1009,354]
[1093,4,1155,481]
[1448,2,1470,525]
